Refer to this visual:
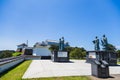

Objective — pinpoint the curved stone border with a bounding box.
[0,56,25,74]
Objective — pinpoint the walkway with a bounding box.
[22,60,120,79]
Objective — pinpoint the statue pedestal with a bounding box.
[86,51,117,66]
[51,51,69,62]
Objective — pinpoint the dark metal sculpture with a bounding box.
[101,35,108,51]
[93,36,100,51]
[59,37,65,51]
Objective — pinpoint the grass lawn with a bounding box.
[117,62,120,64]
[0,60,32,80]
[12,52,22,57]
[23,76,90,80]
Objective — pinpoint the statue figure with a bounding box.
[101,35,108,51]
[59,37,65,51]
[61,37,64,51]
[59,38,61,50]
[93,36,100,51]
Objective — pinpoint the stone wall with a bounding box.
[0,56,24,74]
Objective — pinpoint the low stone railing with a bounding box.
[0,55,50,74]
[0,55,25,74]
[24,55,41,60]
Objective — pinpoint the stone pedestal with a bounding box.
[51,51,69,62]
[91,60,109,78]
[86,51,117,66]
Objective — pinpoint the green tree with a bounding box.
[81,47,86,52]
[49,45,59,51]
[70,47,86,59]
[64,47,74,52]
[117,50,120,58]
[107,44,116,52]
[0,50,14,59]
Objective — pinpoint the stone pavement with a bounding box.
[22,60,120,79]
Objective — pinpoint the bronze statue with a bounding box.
[59,37,65,51]
[101,35,108,51]
[93,36,100,51]
[59,38,61,50]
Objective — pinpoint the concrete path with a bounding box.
[22,60,120,79]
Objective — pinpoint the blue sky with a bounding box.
[0,0,120,50]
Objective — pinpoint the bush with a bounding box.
[0,50,14,59]
[117,50,120,58]
[70,47,86,59]
[49,45,59,51]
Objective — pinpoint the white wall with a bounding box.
[33,46,51,56]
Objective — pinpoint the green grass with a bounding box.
[12,52,22,57]
[23,76,90,80]
[117,62,120,64]
[0,60,32,80]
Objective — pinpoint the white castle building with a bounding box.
[33,46,51,56]
[33,40,69,56]
[17,40,69,57]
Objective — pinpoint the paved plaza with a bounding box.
[22,60,120,79]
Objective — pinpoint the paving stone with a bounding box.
[22,60,120,79]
